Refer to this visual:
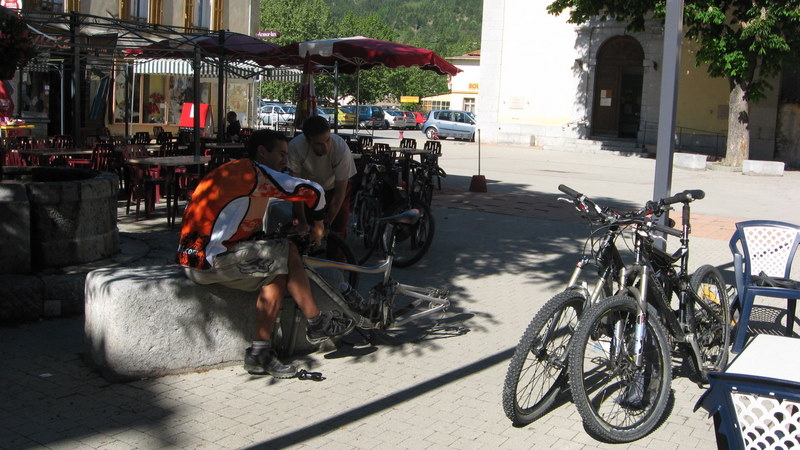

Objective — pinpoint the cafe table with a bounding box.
[0,124,35,138]
[695,334,800,449]
[17,148,94,166]
[203,142,246,158]
[126,155,210,228]
[393,148,433,186]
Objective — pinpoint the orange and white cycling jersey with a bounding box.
[177,158,325,270]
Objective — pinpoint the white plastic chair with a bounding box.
[729,220,800,353]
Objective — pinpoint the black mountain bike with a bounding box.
[503,185,649,425]
[566,189,730,443]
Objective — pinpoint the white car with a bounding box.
[258,104,293,126]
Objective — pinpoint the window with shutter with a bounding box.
[212,0,223,30]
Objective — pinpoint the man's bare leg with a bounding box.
[253,279,286,341]
[284,242,321,319]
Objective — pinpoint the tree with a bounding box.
[546,0,800,166]
[259,0,334,101]
[258,0,453,108]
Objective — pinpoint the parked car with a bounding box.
[384,109,409,129]
[422,110,477,141]
[319,107,337,124]
[412,112,426,129]
[401,111,417,129]
[355,105,386,129]
[258,103,293,126]
[337,106,358,128]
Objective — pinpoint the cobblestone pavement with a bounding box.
[2,141,798,449]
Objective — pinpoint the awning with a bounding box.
[132,59,302,82]
[132,58,265,79]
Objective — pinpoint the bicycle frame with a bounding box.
[618,201,725,371]
[303,222,449,330]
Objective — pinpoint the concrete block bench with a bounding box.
[743,160,785,176]
[85,264,344,381]
[674,152,708,170]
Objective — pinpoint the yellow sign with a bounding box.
[469,83,479,90]
[400,96,420,103]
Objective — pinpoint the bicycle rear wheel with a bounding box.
[567,295,672,443]
[383,199,435,268]
[502,290,585,425]
[688,264,730,382]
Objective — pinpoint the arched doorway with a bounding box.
[592,36,644,138]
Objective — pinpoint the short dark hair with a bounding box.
[302,115,330,138]
[246,129,289,159]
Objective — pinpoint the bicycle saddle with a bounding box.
[378,209,420,225]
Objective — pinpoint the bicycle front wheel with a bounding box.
[307,231,360,289]
[502,290,586,426]
[567,295,672,443]
[383,199,435,268]
[688,264,730,381]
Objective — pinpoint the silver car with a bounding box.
[422,110,476,141]
[258,104,293,126]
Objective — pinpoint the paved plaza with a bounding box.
[2,136,799,449]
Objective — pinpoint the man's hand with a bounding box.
[310,220,326,246]
[296,222,311,237]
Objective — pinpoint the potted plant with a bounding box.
[0,8,39,80]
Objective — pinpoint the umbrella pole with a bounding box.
[193,47,202,157]
[354,68,360,135]
[217,30,226,143]
[333,61,339,133]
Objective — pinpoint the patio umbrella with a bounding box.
[278,37,460,133]
[293,53,317,129]
[279,36,460,75]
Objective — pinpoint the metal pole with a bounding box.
[70,12,82,148]
[193,47,202,157]
[217,30,225,142]
[653,0,684,243]
[333,61,339,133]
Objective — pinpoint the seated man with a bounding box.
[177,129,354,378]
[226,111,241,142]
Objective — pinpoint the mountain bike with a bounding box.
[306,208,449,334]
[503,184,647,426]
[350,154,435,268]
[566,189,730,443]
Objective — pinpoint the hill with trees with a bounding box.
[259,0,482,106]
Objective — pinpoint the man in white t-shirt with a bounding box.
[288,115,357,236]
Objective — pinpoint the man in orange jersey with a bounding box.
[177,129,354,378]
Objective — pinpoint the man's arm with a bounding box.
[326,178,349,225]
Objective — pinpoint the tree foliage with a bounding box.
[258,0,480,107]
[546,0,800,165]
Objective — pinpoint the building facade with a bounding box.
[477,0,784,161]
[9,0,260,139]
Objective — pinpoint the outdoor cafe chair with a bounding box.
[52,135,73,149]
[729,220,800,353]
[133,131,151,145]
[399,138,417,149]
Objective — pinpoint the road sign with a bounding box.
[256,31,281,39]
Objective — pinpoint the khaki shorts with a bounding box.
[184,239,290,292]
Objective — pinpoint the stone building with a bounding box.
[477,0,800,166]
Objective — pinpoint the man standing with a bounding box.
[178,129,354,378]
[288,115,356,236]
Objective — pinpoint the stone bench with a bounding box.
[743,160,785,176]
[84,264,344,381]
[674,152,708,170]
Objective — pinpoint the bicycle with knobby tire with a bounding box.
[305,208,449,335]
[566,189,730,443]
[503,184,650,426]
[350,153,436,268]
